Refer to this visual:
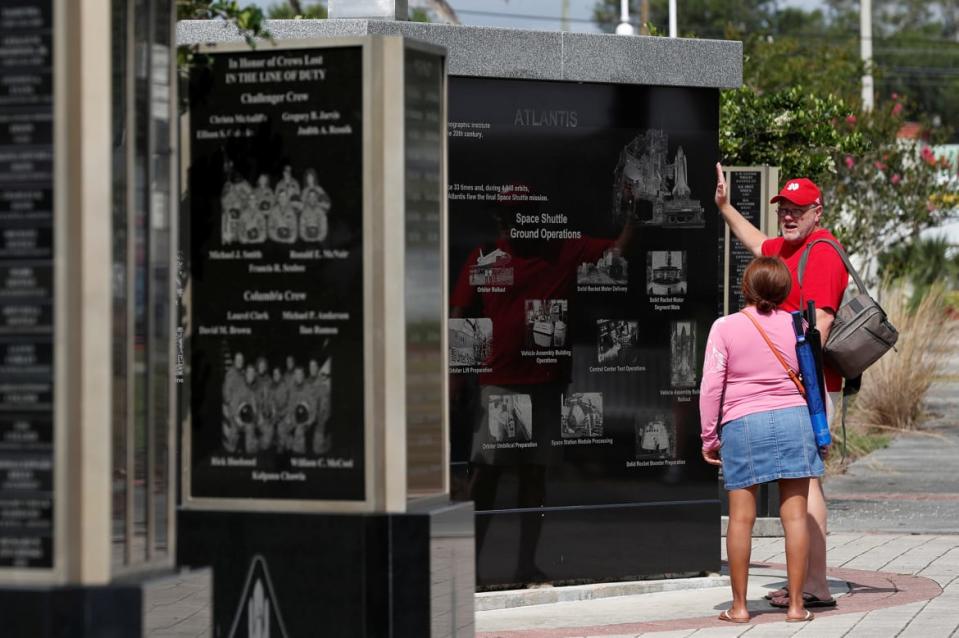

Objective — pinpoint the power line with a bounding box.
[888,66,959,77]
[456,8,959,45]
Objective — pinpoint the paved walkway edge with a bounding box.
[476,560,943,637]
[476,575,730,612]
[721,515,784,537]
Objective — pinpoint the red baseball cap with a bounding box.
[770,178,822,206]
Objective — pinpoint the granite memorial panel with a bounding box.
[447,77,723,584]
[186,45,366,502]
[0,0,56,571]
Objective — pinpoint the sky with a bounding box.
[253,0,827,34]
[449,0,823,33]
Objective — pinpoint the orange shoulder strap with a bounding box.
[740,310,806,398]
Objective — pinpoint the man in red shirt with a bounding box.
[714,162,845,609]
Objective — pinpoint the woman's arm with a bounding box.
[699,319,728,453]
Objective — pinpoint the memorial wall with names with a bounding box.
[187,46,366,502]
[403,49,446,496]
[726,169,764,313]
[0,0,56,569]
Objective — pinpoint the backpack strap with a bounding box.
[797,238,866,297]
[740,310,806,398]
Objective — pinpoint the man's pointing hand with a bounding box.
[714,162,728,209]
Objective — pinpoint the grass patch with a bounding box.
[829,282,957,474]
[849,283,957,431]
[825,424,891,474]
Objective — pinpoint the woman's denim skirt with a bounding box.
[720,405,825,490]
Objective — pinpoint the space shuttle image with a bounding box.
[670,320,697,387]
[672,146,691,199]
[612,130,704,228]
[469,247,514,286]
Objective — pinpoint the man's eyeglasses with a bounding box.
[777,204,819,219]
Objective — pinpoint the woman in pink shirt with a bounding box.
[701,256,824,624]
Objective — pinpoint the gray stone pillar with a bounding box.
[328,0,408,20]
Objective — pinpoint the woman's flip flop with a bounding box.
[718,609,750,624]
[785,609,815,623]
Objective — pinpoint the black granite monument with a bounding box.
[177,35,473,637]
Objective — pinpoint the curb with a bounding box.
[721,515,784,537]
[475,575,730,612]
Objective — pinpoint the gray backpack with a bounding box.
[799,239,899,380]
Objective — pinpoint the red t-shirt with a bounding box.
[761,228,849,391]
[450,236,612,385]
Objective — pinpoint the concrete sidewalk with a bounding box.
[471,342,959,637]
[144,530,959,637]
[473,532,958,637]
[146,342,959,636]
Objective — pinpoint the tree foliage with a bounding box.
[878,236,959,307]
[719,32,959,275]
[177,0,269,46]
[264,0,429,22]
[720,85,867,182]
[741,35,864,105]
[594,0,959,135]
[409,8,431,23]
[266,1,327,19]
[824,96,959,273]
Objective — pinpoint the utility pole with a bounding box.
[860,0,874,110]
[640,0,649,35]
[616,0,635,35]
[561,0,570,31]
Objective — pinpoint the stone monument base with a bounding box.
[177,500,474,637]
[0,583,142,638]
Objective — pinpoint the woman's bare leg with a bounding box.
[726,486,758,620]
[804,478,832,599]
[780,478,811,620]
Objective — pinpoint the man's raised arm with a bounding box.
[714,162,767,257]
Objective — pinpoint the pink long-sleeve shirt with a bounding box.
[699,308,808,451]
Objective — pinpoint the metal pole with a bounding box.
[561,0,570,31]
[860,0,874,110]
[616,0,635,35]
[669,0,677,37]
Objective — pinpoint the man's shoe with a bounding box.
[770,592,836,608]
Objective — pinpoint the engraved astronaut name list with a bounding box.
[190,45,365,501]
[0,0,55,569]
[194,53,352,140]
[205,456,354,474]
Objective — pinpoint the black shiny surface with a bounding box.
[446,77,723,587]
[0,584,142,638]
[178,502,474,637]
[472,500,720,587]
